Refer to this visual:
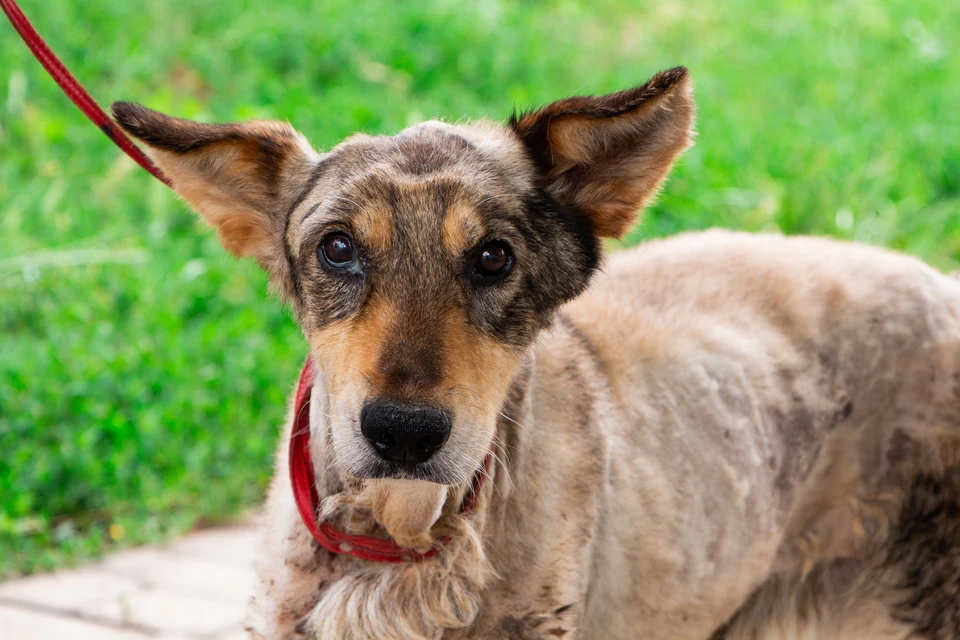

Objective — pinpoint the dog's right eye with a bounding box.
[319,233,356,268]
[473,240,513,282]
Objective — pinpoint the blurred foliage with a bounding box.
[1,0,958,577]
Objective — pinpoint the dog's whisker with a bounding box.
[490,434,515,479]
[458,452,507,501]
[442,455,473,488]
[341,365,375,390]
[498,411,529,432]
[485,448,514,496]
[290,398,313,437]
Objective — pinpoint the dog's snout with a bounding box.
[360,402,451,465]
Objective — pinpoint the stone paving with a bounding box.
[0,525,257,639]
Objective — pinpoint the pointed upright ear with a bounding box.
[510,66,695,238]
[111,102,316,276]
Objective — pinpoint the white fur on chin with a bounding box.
[300,483,492,640]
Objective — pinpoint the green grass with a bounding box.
[1,0,958,577]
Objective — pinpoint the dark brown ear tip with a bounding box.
[647,66,691,93]
[110,100,135,116]
[110,101,153,134]
[109,103,208,153]
[665,65,690,78]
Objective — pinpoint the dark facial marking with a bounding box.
[471,188,600,345]
[284,161,332,304]
[377,318,445,395]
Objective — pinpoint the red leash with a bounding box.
[1,0,171,187]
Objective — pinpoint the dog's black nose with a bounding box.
[360,402,451,465]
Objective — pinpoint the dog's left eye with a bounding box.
[474,241,513,280]
[319,233,356,268]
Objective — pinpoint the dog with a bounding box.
[111,66,960,639]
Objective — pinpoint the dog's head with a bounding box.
[113,67,694,486]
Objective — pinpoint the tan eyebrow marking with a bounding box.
[442,200,485,255]
[351,199,394,252]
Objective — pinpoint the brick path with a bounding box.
[0,526,257,639]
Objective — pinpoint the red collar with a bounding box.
[289,358,490,563]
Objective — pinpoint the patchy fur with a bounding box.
[713,458,960,639]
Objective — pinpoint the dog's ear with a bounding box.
[111,102,316,273]
[510,67,695,238]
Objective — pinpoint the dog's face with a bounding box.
[113,67,694,486]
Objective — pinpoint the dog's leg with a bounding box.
[246,451,339,639]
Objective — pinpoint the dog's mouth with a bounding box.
[346,457,462,485]
[291,359,492,562]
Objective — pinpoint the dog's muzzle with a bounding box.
[289,358,491,563]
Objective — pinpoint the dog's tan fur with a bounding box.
[367,479,448,552]
[112,67,960,639]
